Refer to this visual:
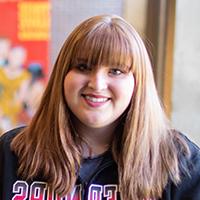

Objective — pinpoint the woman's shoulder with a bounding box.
[168,131,200,199]
[177,132,200,166]
[162,131,200,199]
[0,126,25,149]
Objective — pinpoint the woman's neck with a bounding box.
[80,128,113,158]
[72,117,118,158]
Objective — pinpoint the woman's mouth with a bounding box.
[81,94,110,107]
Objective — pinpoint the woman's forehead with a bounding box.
[70,42,133,68]
[68,24,135,71]
[71,56,132,70]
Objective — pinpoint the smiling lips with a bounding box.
[82,94,110,107]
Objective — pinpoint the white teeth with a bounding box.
[84,95,108,103]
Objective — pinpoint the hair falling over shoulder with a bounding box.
[11,14,190,200]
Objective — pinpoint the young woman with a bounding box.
[0,14,200,200]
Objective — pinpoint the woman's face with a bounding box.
[64,62,135,129]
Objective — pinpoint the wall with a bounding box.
[123,0,147,35]
[172,0,200,145]
[51,0,122,67]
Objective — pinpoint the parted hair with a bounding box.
[11,14,189,200]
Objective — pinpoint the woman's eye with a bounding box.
[109,68,124,76]
[76,63,91,72]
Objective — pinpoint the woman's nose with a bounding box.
[87,71,108,91]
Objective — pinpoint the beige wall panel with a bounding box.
[123,0,147,35]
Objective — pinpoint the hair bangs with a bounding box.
[71,24,133,71]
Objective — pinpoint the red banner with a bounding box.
[0,0,50,133]
[0,0,50,73]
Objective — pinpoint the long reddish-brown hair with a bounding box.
[11,14,189,200]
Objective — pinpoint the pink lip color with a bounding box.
[82,94,110,108]
[83,93,108,98]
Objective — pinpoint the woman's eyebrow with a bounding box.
[76,58,88,63]
[110,64,131,70]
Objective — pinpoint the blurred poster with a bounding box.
[0,0,50,133]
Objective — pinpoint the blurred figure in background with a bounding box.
[0,46,30,133]
[17,62,45,125]
[0,36,11,67]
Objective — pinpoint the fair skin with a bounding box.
[64,61,135,157]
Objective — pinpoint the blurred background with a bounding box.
[0,0,199,146]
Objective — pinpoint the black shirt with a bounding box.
[1,128,200,200]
